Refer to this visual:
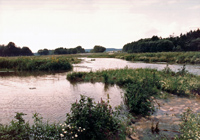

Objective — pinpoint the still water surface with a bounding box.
[0,58,200,125]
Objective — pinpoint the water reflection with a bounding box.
[0,71,123,124]
[0,71,67,77]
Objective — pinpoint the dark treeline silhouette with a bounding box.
[90,45,106,53]
[38,46,85,55]
[0,42,33,56]
[123,29,200,53]
[38,48,49,55]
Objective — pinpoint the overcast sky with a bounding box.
[0,0,200,52]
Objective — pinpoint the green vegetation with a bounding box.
[0,96,129,140]
[0,42,33,56]
[38,48,49,55]
[0,55,81,71]
[123,37,174,53]
[67,67,200,116]
[65,95,127,140]
[90,45,106,53]
[116,51,200,64]
[82,51,200,64]
[53,46,85,55]
[175,109,200,140]
[123,29,200,53]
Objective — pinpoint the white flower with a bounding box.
[83,128,85,131]
[64,131,67,134]
[75,134,78,137]
[60,134,64,137]
[62,129,65,131]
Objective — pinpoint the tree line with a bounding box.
[38,46,86,55]
[123,29,200,53]
[0,42,107,56]
[38,45,106,55]
[0,42,33,56]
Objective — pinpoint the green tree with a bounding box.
[54,47,68,54]
[0,42,33,56]
[90,45,106,53]
[76,46,85,53]
[38,49,49,55]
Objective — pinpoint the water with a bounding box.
[74,58,200,75]
[0,58,200,125]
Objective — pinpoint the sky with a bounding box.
[0,0,200,52]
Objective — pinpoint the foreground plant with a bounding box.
[0,95,129,140]
[124,77,159,116]
[175,109,200,140]
[64,95,126,140]
[0,113,30,140]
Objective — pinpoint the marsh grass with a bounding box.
[67,67,200,116]
[0,55,81,71]
[67,67,199,95]
[84,51,200,64]
[117,52,200,64]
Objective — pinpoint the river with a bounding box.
[0,58,200,126]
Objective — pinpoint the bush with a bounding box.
[175,109,200,140]
[0,113,30,140]
[64,95,126,140]
[124,77,159,116]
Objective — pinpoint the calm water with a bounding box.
[0,58,200,125]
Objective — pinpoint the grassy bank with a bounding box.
[67,67,200,96]
[67,67,200,115]
[116,51,200,64]
[0,55,81,71]
[85,51,200,64]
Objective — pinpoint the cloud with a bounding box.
[167,0,180,4]
[0,0,200,52]
[188,5,200,10]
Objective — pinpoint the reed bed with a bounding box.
[0,55,81,71]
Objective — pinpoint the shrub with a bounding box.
[175,109,200,140]
[64,95,126,140]
[0,113,30,140]
[124,77,158,116]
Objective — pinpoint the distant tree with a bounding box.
[90,45,106,53]
[76,46,85,53]
[151,36,160,41]
[6,42,20,56]
[185,38,200,51]
[0,45,5,56]
[0,42,33,56]
[54,47,68,54]
[38,48,49,55]
[156,40,174,52]
[70,48,77,54]
[21,47,34,56]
